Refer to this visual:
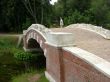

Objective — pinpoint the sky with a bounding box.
[50,0,58,5]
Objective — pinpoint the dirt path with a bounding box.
[0,33,22,37]
[28,74,41,82]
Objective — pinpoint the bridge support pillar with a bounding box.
[45,43,64,82]
[23,30,28,51]
[44,32,75,82]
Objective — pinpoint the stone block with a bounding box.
[46,32,75,47]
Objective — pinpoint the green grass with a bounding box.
[12,71,36,82]
[0,36,18,48]
[12,74,29,82]
[37,74,49,82]
[0,35,25,82]
[12,72,49,82]
[12,69,49,82]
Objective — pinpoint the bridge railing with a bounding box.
[23,24,75,47]
[23,24,51,36]
[66,23,110,39]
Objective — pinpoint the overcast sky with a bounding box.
[50,0,58,5]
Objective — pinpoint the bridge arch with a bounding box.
[23,24,48,73]
[27,38,43,52]
[23,24,48,57]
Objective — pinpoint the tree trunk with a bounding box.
[24,61,29,70]
[41,6,44,24]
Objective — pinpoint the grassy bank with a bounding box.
[0,35,23,82]
[0,35,48,82]
[12,69,48,82]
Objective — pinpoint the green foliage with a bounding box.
[89,0,110,28]
[64,10,91,25]
[22,18,32,30]
[0,0,27,32]
[0,35,46,82]
[12,73,30,82]
[12,70,37,82]
[1,0,110,31]
[12,71,48,82]
[14,50,33,62]
[0,36,25,82]
[0,36,18,48]
[0,0,52,32]
[13,49,35,71]
[54,0,110,29]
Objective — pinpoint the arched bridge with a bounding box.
[23,24,110,82]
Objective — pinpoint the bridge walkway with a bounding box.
[51,27,110,62]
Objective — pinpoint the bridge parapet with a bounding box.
[23,24,75,47]
[66,23,110,39]
[46,32,75,47]
[23,24,51,36]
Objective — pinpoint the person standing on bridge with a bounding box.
[60,17,64,28]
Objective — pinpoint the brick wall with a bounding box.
[62,50,110,82]
[45,43,63,82]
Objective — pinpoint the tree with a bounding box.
[0,0,27,32]
[22,0,52,25]
[22,0,37,23]
[89,0,110,28]
[53,0,110,29]
[0,0,53,32]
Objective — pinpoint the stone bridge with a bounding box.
[23,24,110,82]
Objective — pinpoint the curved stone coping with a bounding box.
[24,24,75,47]
[24,24,51,35]
[63,47,110,78]
[28,24,51,33]
[23,24,51,41]
[27,27,47,41]
[66,23,110,39]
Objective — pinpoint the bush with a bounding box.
[13,50,34,70]
[14,51,33,62]
[64,10,91,25]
